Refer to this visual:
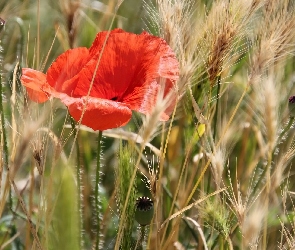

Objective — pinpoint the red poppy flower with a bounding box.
[21,29,179,131]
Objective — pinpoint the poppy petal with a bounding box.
[59,95,132,131]
[46,47,90,95]
[21,68,49,103]
[73,29,179,119]
[21,29,179,130]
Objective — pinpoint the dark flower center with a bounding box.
[111,96,118,101]
[136,197,153,211]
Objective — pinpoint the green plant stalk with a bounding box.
[0,75,10,205]
[117,142,137,249]
[70,118,82,250]
[252,162,267,195]
[252,117,295,195]
[219,235,224,250]
[278,117,294,143]
[0,75,8,168]
[95,130,103,250]
[76,142,82,250]
[115,143,144,250]
[135,225,146,249]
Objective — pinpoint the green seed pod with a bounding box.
[135,197,154,226]
[288,96,295,118]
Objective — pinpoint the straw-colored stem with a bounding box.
[186,84,249,206]
[160,126,199,246]
[263,151,272,249]
[213,75,221,140]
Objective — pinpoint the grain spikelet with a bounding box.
[249,1,295,83]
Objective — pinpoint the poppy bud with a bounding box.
[288,96,295,117]
[135,197,154,226]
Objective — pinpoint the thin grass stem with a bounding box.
[263,151,272,249]
[160,126,199,246]
[213,75,221,140]
[186,84,250,206]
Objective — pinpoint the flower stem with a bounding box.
[0,75,8,165]
[77,145,82,250]
[95,130,103,250]
[135,225,146,249]
[70,118,83,250]
[0,75,11,205]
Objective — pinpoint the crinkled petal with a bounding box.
[73,29,179,119]
[46,47,90,95]
[59,95,132,131]
[21,68,49,103]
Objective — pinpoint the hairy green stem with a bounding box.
[0,75,8,167]
[95,130,103,250]
[0,75,11,207]
[135,225,146,249]
[77,144,82,250]
[70,118,82,250]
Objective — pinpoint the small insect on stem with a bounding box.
[33,148,43,175]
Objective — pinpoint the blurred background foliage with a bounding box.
[1,0,295,249]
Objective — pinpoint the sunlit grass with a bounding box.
[1,0,295,249]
